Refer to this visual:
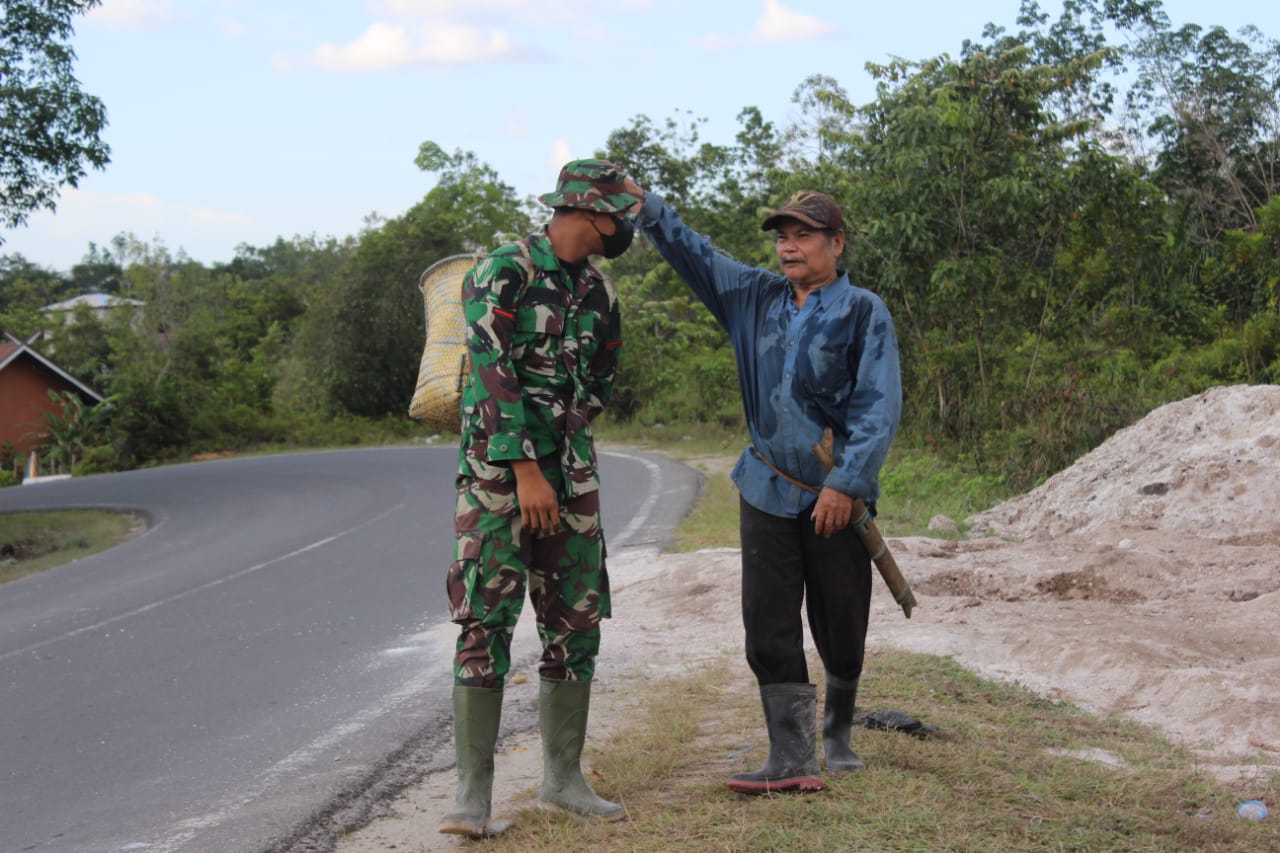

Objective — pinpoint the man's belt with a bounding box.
[749,433,917,618]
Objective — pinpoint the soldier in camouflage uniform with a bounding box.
[440,159,641,839]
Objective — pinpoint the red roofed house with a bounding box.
[0,333,104,457]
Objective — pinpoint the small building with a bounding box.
[0,333,104,456]
[41,292,144,327]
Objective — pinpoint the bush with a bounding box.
[73,445,124,476]
[285,413,424,448]
[879,444,1008,533]
[189,403,293,451]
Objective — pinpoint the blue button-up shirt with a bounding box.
[636,192,902,518]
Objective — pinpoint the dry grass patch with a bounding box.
[467,650,1278,853]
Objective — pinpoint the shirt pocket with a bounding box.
[511,297,566,377]
[797,339,853,412]
[571,285,612,361]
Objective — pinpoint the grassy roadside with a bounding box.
[0,510,140,584]
[568,427,1278,851]
[598,424,1015,550]
[473,650,1278,852]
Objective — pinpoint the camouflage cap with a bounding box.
[538,158,641,215]
[761,190,846,233]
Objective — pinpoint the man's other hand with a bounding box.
[812,487,854,538]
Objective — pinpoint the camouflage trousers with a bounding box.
[448,460,611,688]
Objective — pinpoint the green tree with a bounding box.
[92,236,282,460]
[68,241,123,293]
[0,252,70,338]
[1124,17,1280,244]
[37,388,115,473]
[602,112,711,215]
[40,301,112,388]
[851,42,1101,430]
[227,235,355,415]
[296,145,529,418]
[604,107,793,426]
[0,0,110,238]
[784,73,862,172]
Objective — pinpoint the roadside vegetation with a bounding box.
[5,0,1280,499]
[0,510,138,584]
[602,421,1012,551]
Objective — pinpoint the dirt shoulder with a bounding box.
[335,384,1280,851]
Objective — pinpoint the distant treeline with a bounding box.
[3,0,1277,490]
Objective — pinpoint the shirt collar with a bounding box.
[787,269,850,310]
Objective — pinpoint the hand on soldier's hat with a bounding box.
[621,177,645,214]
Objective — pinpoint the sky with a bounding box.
[4,0,1278,273]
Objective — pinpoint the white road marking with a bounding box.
[0,502,406,662]
[601,450,663,546]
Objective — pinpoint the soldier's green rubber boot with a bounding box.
[439,686,511,838]
[537,678,626,821]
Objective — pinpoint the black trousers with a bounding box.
[738,495,873,686]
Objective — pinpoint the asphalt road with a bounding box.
[0,445,700,853]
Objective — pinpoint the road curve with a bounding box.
[0,445,699,853]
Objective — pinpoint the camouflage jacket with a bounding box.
[457,231,622,496]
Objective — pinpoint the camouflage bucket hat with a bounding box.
[538,158,641,215]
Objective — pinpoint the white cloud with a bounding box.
[696,0,840,54]
[88,190,253,229]
[311,23,416,71]
[374,0,578,19]
[749,0,840,44]
[288,0,639,72]
[304,21,533,71]
[87,0,175,30]
[270,53,299,74]
[375,0,470,15]
[417,25,521,64]
[189,205,257,228]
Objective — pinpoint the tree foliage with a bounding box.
[1125,17,1280,244]
[3,0,1279,493]
[291,144,530,418]
[37,387,115,473]
[0,0,109,237]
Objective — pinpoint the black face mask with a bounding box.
[591,213,635,259]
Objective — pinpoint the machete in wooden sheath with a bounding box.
[810,427,917,618]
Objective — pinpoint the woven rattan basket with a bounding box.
[408,254,481,432]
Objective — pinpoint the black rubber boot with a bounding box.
[727,683,824,794]
[538,678,625,820]
[439,686,511,838]
[822,674,866,773]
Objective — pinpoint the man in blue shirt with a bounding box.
[625,179,902,793]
